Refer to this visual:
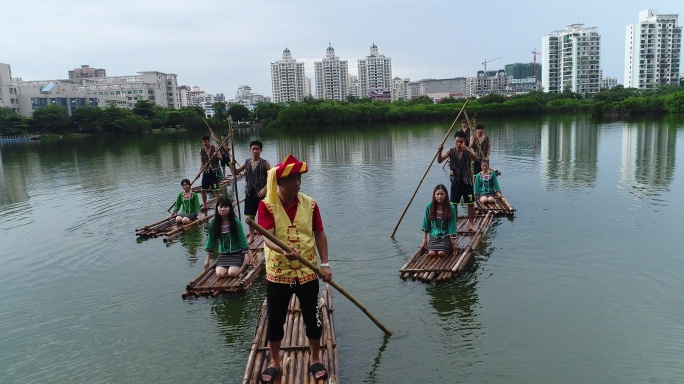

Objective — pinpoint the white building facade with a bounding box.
[357,44,393,97]
[347,75,361,98]
[0,63,20,113]
[624,10,682,89]
[466,71,513,97]
[10,70,179,116]
[407,78,467,99]
[314,45,349,101]
[542,24,601,95]
[391,77,410,101]
[232,85,265,109]
[270,48,306,103]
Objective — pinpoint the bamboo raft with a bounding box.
[399,212,494,282]
[135,173,244,239]
[242,285,338,384]
[135,195,218,241]
[190,173,238,193]
[474,193,516,216]
[183,235,266,298]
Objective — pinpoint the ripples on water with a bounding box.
[2,118,684,383]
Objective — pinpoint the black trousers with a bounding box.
[266,279,322,341]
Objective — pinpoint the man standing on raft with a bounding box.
[438,130,479,232]
[233,140,270,244]
[257,154,332,383]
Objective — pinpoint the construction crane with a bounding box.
[532,49,541,78]
[482,57,501,74]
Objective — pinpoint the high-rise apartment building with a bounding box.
[624,10,682,88]
[270,48,306,103]
[304,77,312,98]
[347,75,361,99]
[232,85,265,109]
[68,65,106,79]
[542,24,601,94]
[505,63,542,80]
[357,44,392,97]
[391,77,410,101]
[177,85,191,107]
[314,45,348,101]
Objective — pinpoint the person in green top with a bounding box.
[421,184,458,257]
[204,196,250,278]
[474,159,502,204]
[170,178,201,224]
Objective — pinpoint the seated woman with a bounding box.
[170,178,201,224]
[204,196,250,278]
[421,184,458,257]
[474,159,501,204]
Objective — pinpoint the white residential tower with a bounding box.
[542,24,601,94]
[624,10,682,88]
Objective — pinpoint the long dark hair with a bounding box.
[211,196,238,242]
[428,184,452,220]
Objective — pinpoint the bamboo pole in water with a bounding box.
[228,117,242,220]
[390,100,469,238]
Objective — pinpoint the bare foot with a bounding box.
[469,224,477,232]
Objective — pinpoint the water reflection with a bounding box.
[0,145,30,205]
[317,133,396,164]
[364,334,391,384]
[211,295,254,345]
[176,227,204,264]
[273,137,315,164]
[540,116,598,189]
[620,121,676,202]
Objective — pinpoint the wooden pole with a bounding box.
[229,117,241,220]
[245,218,392,336]
[389,99,469,238]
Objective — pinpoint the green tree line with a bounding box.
[4,85,684,136]
[0,100,251,136]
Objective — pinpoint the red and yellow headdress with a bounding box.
[265,154,308,205]
[274,154,308,179]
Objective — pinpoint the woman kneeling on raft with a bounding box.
[421,184,458,257]
[170,178,201,224]
[204,196,250,278]
[474,159,502,204]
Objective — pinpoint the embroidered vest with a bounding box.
[264,193,318,284]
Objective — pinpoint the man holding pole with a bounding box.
[233,140,270,244]
[195,134,222,211]
[438,130,478,232]
[218,133,231,179]
[257,154,332,383]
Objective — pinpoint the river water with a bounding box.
[1,114,683,383]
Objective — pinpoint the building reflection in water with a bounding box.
[540,116,598,189]
[274,137,314,165]
[0,144,30,205]
[620,121,676,200]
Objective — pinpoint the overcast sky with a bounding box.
[2,0,682,98]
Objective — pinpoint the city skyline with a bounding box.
[1,0,682,97]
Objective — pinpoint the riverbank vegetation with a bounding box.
[0,101,250,136]
[3,85,684,136]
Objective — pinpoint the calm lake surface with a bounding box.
[1,114,683,383]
